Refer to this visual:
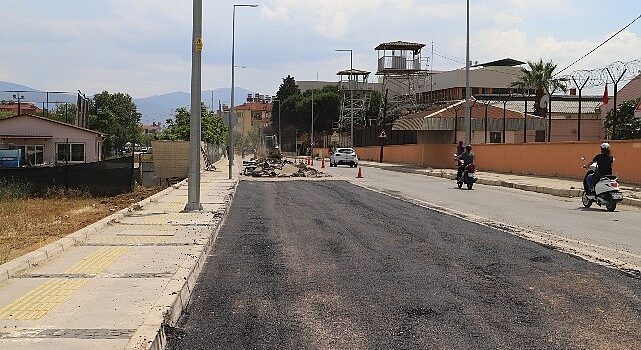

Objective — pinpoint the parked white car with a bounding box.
[330,148,359,167]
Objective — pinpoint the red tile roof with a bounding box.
[233,102,273,112]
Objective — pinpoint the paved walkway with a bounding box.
[0,159,239,350]
[354,160,641,207]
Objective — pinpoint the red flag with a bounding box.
[602,84,609,105]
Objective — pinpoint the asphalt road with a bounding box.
[324,164,641,262]
[168,180,641,350]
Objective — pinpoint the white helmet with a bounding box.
[600,142,610,150]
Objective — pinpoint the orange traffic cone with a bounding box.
[321,158,326,169]
[356,167,363,178]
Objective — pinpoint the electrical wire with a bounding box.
[555,13,641,76]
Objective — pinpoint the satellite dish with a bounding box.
[540,94,550,109]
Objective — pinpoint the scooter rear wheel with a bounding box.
[606,201,617,212]
[581,192,592,208]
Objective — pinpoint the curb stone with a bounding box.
[0,180,185,285]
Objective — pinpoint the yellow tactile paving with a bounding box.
[0,247,130,320]
[0,279,88,320]
[65,247,129,274]
[90,236,174,245]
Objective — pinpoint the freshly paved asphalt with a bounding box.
[326,164,641,260]
[168,180,641,350]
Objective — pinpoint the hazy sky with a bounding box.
[1,0,640,97]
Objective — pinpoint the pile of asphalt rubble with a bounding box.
[242,158,328,178]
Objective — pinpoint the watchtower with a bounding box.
[375,41,430,123]
[337,69,373,131]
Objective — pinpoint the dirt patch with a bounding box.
[0,186,163,263]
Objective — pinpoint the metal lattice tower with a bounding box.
[375,41,431,124]
[336,69,373,131]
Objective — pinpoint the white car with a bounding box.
[330,148,359,167]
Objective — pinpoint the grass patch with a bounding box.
[0,186,163,264]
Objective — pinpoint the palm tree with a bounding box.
[512,59,567,116]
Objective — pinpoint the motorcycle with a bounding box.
[581,158,623,212]
[454,154,477,190]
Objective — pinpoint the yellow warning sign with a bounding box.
[195,37,203,52]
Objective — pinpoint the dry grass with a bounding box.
[0,187,163,264]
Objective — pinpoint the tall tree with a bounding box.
[41,104,77,124]
[512,59,567,116]
[604,98,641,140]
[89,91,143,156]
[275,75,301,101]
[161,104,228,145]
[272,75,301,136]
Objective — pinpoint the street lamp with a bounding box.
[336,49,354,148]
[186,0,203,211]
[230,4,258,180]
[12,94,25,115]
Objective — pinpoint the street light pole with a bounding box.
[230,4,258,179]
[336,49,354,147]
[464,0,471,145]
[185,0,203,211]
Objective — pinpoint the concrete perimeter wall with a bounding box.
[355,140,641,184]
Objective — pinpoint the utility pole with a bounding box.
[311,74,315,155]
[464,0,471,145]
[230,4,258,179]
[185,0,203,211]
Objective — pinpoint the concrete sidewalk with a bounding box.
[353,160,641,207]
[0,159,239,350]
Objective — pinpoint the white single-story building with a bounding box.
[0,114,104,166]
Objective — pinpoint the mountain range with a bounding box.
[0,81,254,124]
[134,87,254,124]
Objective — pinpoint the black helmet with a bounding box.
[465,145,472,151]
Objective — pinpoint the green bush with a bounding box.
[0,180,31,200]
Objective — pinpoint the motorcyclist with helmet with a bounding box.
[456,145,475,181]
[585,143,614,193]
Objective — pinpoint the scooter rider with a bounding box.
[457,145,475,180]
[585,143,614,193]
[456,141,465,157]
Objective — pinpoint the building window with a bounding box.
[57,143,85,162]
[490,132,502,143]
[535,130,546,142]
[17,145,44,166]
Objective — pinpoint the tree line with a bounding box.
[269,75,381,152]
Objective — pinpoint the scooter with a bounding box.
[581,158,623,212]
[455,154,477,190]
